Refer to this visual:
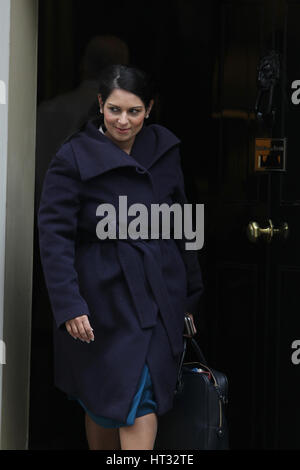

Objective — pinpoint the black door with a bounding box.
[208,0,300,449]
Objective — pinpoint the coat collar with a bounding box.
[69,118,181,181]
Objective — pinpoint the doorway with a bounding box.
[30,0,300,450]
[29,0,212,450]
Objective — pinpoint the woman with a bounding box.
[38,64,203,450]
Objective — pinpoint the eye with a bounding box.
[129,109,141,115]
[109,106,120,113]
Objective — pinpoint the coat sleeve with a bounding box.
[37,145,91,329]
[172,147,204,317]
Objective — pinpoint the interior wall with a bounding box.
[0,0,38,449]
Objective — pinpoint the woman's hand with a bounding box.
[183,312,197,337]
[65,315,94,343]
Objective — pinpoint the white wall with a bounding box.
[0,0,38,449]
[0,0,11,443]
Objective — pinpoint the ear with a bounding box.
[145,99,154,118]
[147,99,154,115]
[97,94,104,112]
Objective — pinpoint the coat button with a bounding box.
[135,166,147,174]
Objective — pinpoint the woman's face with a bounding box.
[98,88,153,145]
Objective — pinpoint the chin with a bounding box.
[114,129,134,138]
[114,132,132,140]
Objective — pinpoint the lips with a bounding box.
[116,127,130,133]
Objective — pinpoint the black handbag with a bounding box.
[154,336,229,450]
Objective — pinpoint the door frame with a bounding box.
[0,0,38,449]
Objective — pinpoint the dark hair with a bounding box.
[97,64,155,110]
[62,64,156,145]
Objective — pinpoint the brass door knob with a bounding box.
[247,219,289,243]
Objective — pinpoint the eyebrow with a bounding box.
[107,103,144,109]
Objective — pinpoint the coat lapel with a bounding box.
[70,118,181,181]
[131,123,181,170]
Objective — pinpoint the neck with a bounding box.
[105,131,134,155]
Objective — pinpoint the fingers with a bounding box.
[65,315,95,343]
[82,316,94,342]
[65,321,76,339]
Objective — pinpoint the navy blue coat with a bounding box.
[38,118,204,422]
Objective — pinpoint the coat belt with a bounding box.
[76,232,183,357]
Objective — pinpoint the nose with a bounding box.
[117,112,129,126]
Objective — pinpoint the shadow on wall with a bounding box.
[35,34,130,208]
[30,33,129,450]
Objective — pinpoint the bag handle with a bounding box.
[174,336,209,394]
[189,337,208,366]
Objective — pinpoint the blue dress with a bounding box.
[75,362,157,428]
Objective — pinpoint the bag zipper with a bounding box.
[184,361,226,433]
